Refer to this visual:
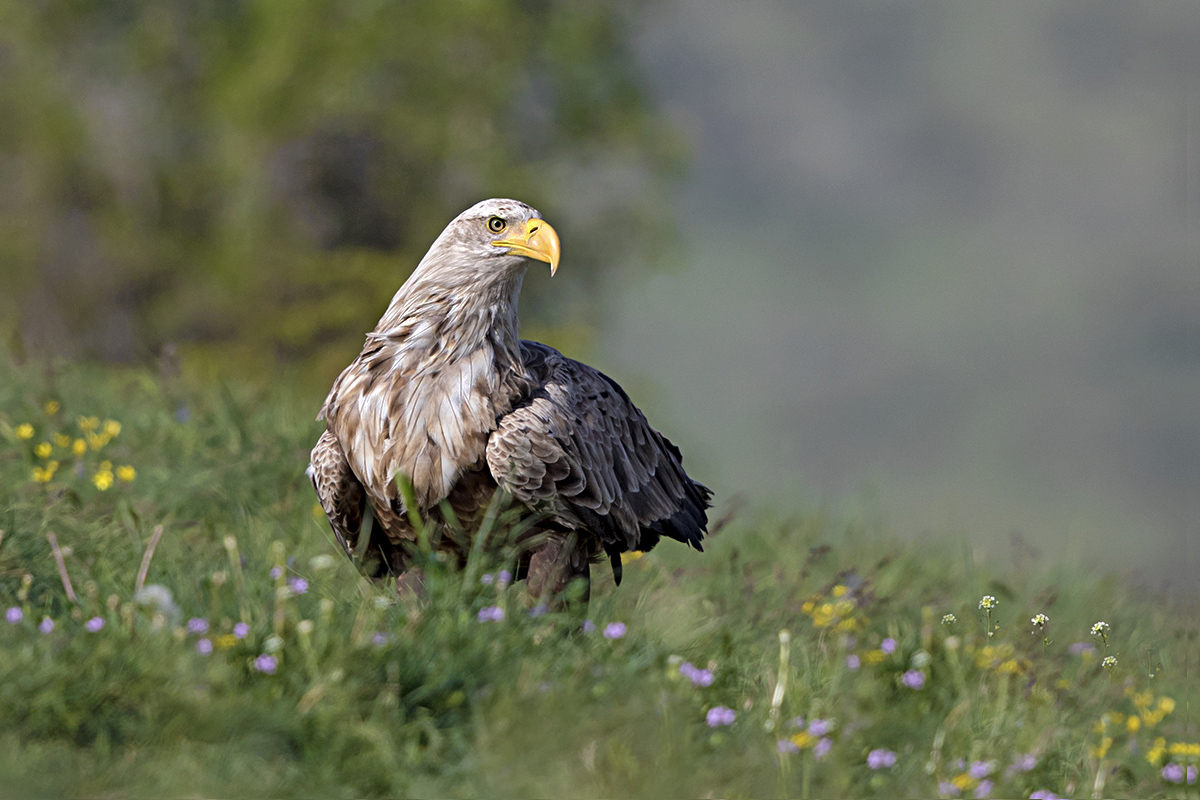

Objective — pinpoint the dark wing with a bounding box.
[486,341,711,578]
[308,428,400,578]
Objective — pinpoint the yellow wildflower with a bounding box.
[1126,716,1141,733]
[43,400,59,414]
[951,773,975,790]
[78,416,99,431]
[214,634,238,649]
[1157,697,1175,714]
[86,431,110,450]
[831,584,848,598]
[836,617,862,632]
[997,658,1022,675]
[620,550,645,564]
[99,460,112,471]
[864,649,885,665]
[1132,691,1154,709]
[34,442,52,458]
[116,465,136,482]
[800,600,815,615]
[54,433,71,448]
[102,419,121,437]
[789,731,814,749]
[1168,742,1200,757]
[93,470,114,491]
[15,423,34,440]
[1147,737,1167,765]
[72,438,87,457]
[31,461,59,482]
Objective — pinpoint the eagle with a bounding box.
[308,198,711,603]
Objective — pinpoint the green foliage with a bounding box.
[0,357,1196,798]
[0,0,683,377]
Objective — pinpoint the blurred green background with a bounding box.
[1,2,1196,590]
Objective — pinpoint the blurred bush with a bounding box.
[0,0,683,381]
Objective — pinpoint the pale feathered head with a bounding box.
[410,198,561,286]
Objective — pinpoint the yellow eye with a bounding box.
[487,216,506,233]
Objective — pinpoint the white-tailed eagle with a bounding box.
[309,199,710,602]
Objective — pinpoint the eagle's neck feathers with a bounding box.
[325,260,528,512]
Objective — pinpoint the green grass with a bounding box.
[0,357,1196,799]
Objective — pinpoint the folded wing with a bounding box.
[486,341,711,573]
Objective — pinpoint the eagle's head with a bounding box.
[414,198,561,286]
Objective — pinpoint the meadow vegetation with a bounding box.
[0,357,1196,798]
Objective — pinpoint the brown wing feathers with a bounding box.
[487,342,712,567]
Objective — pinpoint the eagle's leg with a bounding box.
[395,568,426,601]
[525,533,590,609]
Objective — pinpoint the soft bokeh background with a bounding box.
[2,1,1196,591]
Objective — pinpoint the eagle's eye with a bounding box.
[487,216,506,233]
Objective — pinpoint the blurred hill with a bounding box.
[603,2,1199,590]
[0,0,681,378]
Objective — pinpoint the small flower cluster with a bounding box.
[705,705,735,727]
[800,584,865,632]
[12,406,134,489]
[780,717,834,759]
[939,758,999,798]
[679,661,714,687]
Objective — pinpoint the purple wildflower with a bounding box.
[881,637,897,654]
[1189,766,1198,785]
[5,607,22,624]
[186,617,209,635]
[778,739,800,754]
[529,604,548,618]
[233,622,249,638]
[196,638,213,655]
[705,706,735,727]
[84,616,105,632]
[582,620,595,634]
[787,716,805,729]
[1068,641,1095,655]
[287,577,308,595]
[808,718,831,737]
[176,406,190,423]
[39,617,54,634]
[269,566,283,579]
[603,622,626,640]
[497,569,512,586]
[480,573,494,585]
[1009,753,1037,775]
[845,653,861,670]
[938,781,961,797]
[902,669,926,689]
[974,779,994,799]
[372,632,388,646]
[813,737,833,760]
[866,748,897,769]
[1163,763,1185,783]
[680,662,714,687]
[969,760,995,779]
[843,635,857,648]
[477,605,504,622]
[1029,792,1059,800]
[253,654,278,674]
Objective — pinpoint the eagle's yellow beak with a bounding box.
[492,219,561,276]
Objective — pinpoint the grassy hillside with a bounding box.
[0,358,1195,798]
